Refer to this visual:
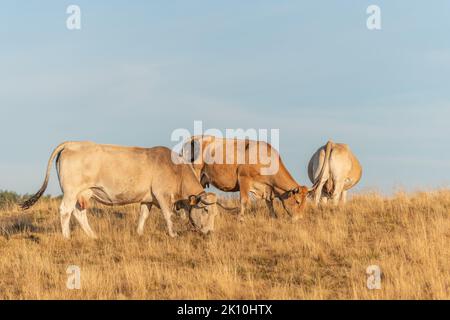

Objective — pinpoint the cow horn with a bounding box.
[199,198,216,206]
[197,192,239,212]
[216,201,239,213]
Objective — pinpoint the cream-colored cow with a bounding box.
[308,141,362,205]
[21,141,221,238]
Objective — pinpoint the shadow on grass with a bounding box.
[89,207,127,220]
[0,214,46,239]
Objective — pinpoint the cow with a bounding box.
[181,135,309,221]
[21,141,223,239]
[308,140,362,205]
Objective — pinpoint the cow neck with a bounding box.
[180,164,204,199]
[271,162,299,197]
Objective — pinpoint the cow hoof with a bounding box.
[169,232,178,238]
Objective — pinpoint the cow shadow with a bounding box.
[89,207,126,220]
[0,214,47,239]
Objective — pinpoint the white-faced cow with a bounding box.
[181,135,309,221]
[21,141,222,238]
[308,140,362,205]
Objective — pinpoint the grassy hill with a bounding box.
[0,190,448,299]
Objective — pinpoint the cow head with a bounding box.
[176,192,218,234]
[279,186,308,220]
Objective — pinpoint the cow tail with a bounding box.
[308,140,333,194]
[20,142,69,210]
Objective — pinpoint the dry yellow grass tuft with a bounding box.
[0,190,449,300]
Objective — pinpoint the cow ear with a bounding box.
[189,195,199,206]
[300,186,308,195]
[181,139,200,163]
[200,172,210,188]
[190,139,201,163]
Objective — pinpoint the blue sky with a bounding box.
[1,1,449,195]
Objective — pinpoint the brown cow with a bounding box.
[181,136,308,221]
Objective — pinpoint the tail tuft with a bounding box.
[19,142,69,210]
[20,187,46,210]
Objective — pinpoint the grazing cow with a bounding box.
[308,140,362,205]
[21,141,222,238]
[181,136,309,221]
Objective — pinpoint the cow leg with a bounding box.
[73,207,97,239]
[158,198,177,238]
[137,203,152,236]
[320,196,328,205]
[265,199,277,218]
[340,190,348,205]
[71,190,97,238]
[238,178,251,222]
[331,181,345,206]
[59,195,76,239]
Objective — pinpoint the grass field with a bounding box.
[0,190,449,299]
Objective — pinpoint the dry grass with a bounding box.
[0,190,449,300]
